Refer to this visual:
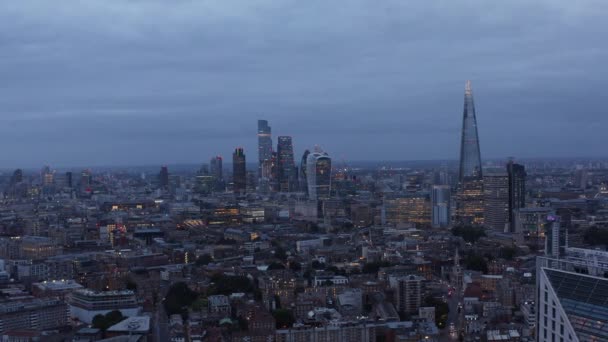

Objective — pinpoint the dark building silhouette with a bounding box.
[210,156,223,181]
[159,166,169,189]
[456,81,484,226]
[65,171,73,188]
[210,155,224,192]
[11,169,23,184]
[277,136,296,192]
[258,120,272,178]
[507,161,526,232]
[233,147,247,194]
[80,169,92,193]
[300,149,310,194]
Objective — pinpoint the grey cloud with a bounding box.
[0,0,606,167]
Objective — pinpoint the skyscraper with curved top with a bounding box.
[456,81,484,225]
[306,149,331,200]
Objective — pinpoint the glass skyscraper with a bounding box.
[277,136,296,192]
[257,120,272,178]
[232,147,247,194]
[507,161,526,232]
[300,149,310,194]
[306,149,332,200]
[456,81,484,226]
[431,185,451,228]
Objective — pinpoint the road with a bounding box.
[154,282,170,342]
[439,283,465,341]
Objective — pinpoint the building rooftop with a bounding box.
[107,316,150,333]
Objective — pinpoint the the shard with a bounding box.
[459,80,482,182]
[456,81,484,225]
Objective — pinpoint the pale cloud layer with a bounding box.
[0,0,606,167]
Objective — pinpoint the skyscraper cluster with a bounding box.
[256,120,331,198]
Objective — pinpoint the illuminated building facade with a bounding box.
[385,194,431,227]
[483,171,509,231]
[456,81,484,226]
[432,185,451,228]
[277,136,296,192]
[306,149,332,200]
[258,120,272,178]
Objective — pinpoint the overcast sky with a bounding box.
[0,0,606,168]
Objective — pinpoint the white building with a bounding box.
[69,289,141,324]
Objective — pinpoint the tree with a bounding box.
[451,226,486,243]
[274,246,287,261]
[164,282,198,316]
[499,246,517,260]
[584,227,608,246]
[273,309,295,329]
[464,253,488,274]
[424,296,449,328]
[92,310,126,335]
[125,280,137,292]
[289,261,302,272]
[191,297,208,311]
[268,262,286,270]
[311,260,325,269]
[362,261,393,274]
[208,274,254,295]
[195,254,213,266]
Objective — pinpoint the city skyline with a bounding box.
[1,1,607,166]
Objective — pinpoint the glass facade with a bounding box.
[537,254,608,341]
[306,151,331,200]
[457,81,484,225]
[233,147,247,194]
[277,136,296,192]
[257,120,272,178]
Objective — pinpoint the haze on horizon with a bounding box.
[0,0,607,168]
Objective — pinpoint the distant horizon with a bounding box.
[3,155,608,173]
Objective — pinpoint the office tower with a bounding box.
[545,215,567,258]
[574,168,588,189]
[0,298,68,335]
[277,136,296,192]
[69,289,140,324]
[306,149,332,200]
[507,161,526,232]
[300,149,310,194]
[11,169,23,184]
[80,169,92,192]
[210,155,224,192]
[41,166,54,186]
[456,81,484,226]
[233,147,247,194]
[65,171,73,188]
[536,251,608,341]
[210,156,223,181]
[483,171,509,231]
[385,194,431,227]
[159,166,169,189]
[432,185,451,228]
[258,120,272,178]
[390,275,424,315]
